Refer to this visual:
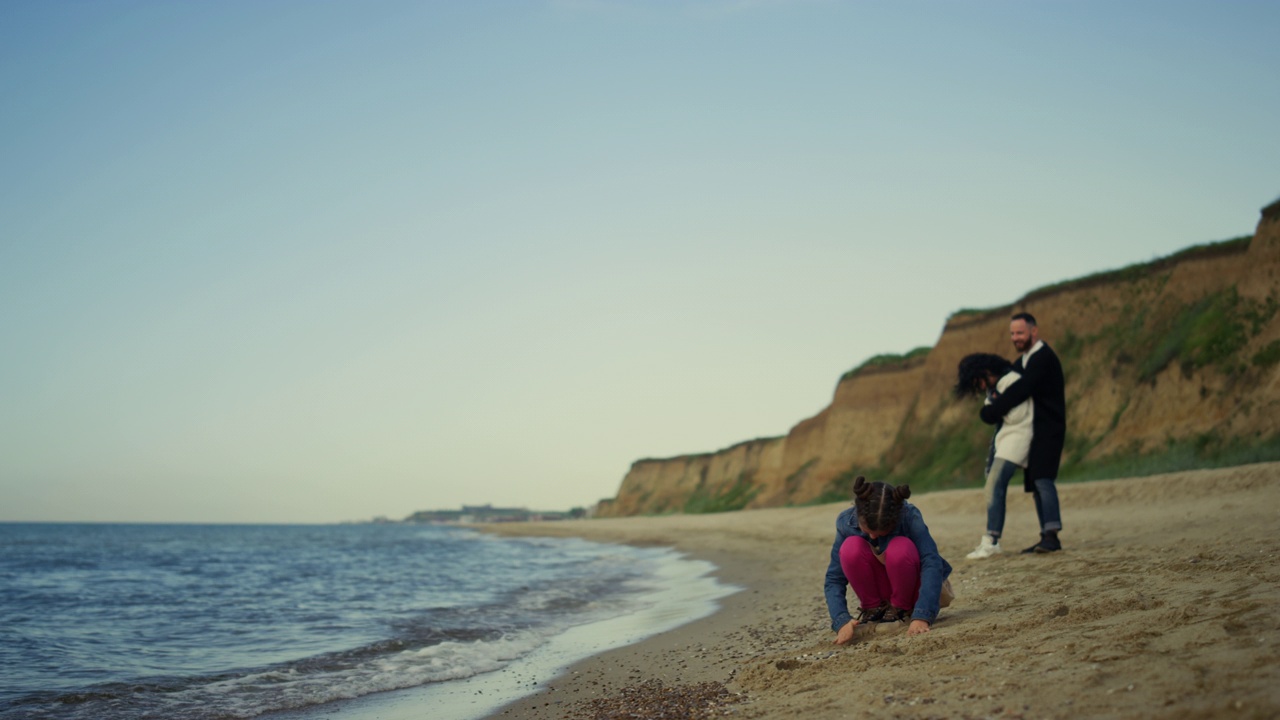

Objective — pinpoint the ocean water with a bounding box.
[0,523,733,720]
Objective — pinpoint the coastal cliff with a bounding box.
[597,200,1280,517]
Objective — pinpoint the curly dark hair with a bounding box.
[852,475,911,534]
[954,352,1014,399]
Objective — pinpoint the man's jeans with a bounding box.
[1032,477,1063,533]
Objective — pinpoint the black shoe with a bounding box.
[1034,533,1062,553]
[1022,533,1062,554]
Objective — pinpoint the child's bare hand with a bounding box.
[907,619,931,636]
[834,620,858,645]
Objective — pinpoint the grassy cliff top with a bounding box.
[946,235,1253,324]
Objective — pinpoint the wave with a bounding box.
[0,526,734,720]
[5,618,570,720]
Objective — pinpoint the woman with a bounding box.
[954,352,1034,559]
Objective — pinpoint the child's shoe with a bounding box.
[880,605,912,624]
[853,605,911,637]
[966,534,1002,559]
[856,604,888,624]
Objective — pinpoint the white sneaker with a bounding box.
[966,535,1003,560]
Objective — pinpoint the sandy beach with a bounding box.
[479,463,1280,719]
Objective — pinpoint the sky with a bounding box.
[2,1,1277,524]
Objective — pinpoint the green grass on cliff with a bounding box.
[949,236,1253,322]
[1025,235,1253,302]
[1254,339,1280,368]
[1057,432,1280,484]
[807,405,994,502]
[842,346,930,381]
[1131,286,1277,382]
[682,473,760,514]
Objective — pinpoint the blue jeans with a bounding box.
[984,458,1018,538]
[1032,477,1063,533]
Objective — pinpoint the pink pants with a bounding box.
[839,536,921,611]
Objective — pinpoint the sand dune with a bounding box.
[482,462,1280,719]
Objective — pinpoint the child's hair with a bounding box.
[852,475,911,534]
[954,352,1014,399]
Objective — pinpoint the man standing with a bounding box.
[980,312,1066,553]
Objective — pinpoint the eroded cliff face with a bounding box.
[598,203,1280,517]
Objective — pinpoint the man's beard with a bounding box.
[1013,338,1032,352]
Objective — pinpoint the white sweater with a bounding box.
[987,371,1033,466]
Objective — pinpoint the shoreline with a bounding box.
[260,543,735,720]
[474,507,831,719]
[477,463,1280,719]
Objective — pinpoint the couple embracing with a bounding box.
[955,312,1067,557]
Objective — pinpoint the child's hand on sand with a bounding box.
[907,619,930,636]
[834,620,858,645]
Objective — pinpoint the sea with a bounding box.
[0,522,735,720]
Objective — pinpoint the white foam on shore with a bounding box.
[262,545,739,720]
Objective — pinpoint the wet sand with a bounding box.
[480,462,1280,719]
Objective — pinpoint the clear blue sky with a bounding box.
[2,1,1276,523]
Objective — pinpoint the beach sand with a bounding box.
[479,462,1280,719]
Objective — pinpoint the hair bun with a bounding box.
[895,484,912,501]
[852,475,870,499]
